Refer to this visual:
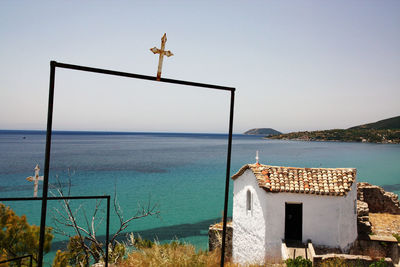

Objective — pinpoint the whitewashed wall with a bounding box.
[232,169,267,265]
[232,171,358,265]
[338,181,358,250]
[263,181,357,253]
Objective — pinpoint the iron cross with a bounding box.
[26,164,44,197]
[150,33,173,81]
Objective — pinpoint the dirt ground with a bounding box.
[369,212,400,237]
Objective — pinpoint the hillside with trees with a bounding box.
[268,116,400,144]
[350,115,400,130]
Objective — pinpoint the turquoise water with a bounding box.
[0,131,399,265]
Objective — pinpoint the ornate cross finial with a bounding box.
[150,33,174,81]
[26,164,44,197]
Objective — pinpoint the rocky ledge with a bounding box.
[208,221,233,257]
[357,182,400,239]
[358,182,400,214]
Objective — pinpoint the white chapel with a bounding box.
[231,161,358,265]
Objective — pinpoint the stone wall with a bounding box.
[309,241,397,267]
[208,222,233,258]
[358,182,400,214]
[357,200,372,239]
[357,182,400,239]
[312,254,394,267]
[350,235,399,265]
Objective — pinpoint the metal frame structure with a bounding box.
[0,255,33,267]
[0,196,111,267]
[6,61,235,266]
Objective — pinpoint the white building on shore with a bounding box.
[231,162,358,265]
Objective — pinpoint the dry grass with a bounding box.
[319,256,390,267]
[119,242,218,267]
[118,242,279,267]
[363,247,386,260]
[369,213,400,237]
[319,257,355,267]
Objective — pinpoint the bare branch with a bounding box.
[113,187,123,226]
[91,199,103,238]
[50,175,160,264]
[82,206,92,237]
[51,177,91,263]
[110,197,160,243]
[94,215,104,237]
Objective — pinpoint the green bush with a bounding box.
[0,203,53,266]
[369,258,387,267]
[392,233,400,243]
[285,256,312,267]
[131,235,155,249]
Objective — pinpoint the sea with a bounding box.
[0,130,399,265]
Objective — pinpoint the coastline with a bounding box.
[264,137,400,144]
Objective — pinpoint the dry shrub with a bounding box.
[119,242,271,267]
[363,246,385,260]
[320,257,350,267]
[320,256,389,267]
[120,241,220,267]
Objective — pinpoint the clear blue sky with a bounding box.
[1,1,399,133]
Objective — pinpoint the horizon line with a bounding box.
[0,129,250,135]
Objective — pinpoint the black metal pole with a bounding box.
[220,90,235,267]
[0,196,110,201]
[53,62,234,92]
[105,196,110,267]
[0,255,33,265]
[33,60,236,266]
[38,61,56,267]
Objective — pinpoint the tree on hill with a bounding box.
[0,203,53,266]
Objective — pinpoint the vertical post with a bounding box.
[220,89,235,267]
[38,61,56,267]
[105,196,110,267]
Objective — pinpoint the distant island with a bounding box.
[267,116,400,144]
[244,128,282,136]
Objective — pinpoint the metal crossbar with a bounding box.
[0,254,33,267]
[29,61,234,267]
[0,196,110,267]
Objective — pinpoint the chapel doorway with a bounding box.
[285,203,303,242]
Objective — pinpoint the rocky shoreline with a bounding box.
[266,136,400,144]
[265,137,363,143]
[267,129,400,144]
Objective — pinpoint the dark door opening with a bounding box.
[285,203,302,242]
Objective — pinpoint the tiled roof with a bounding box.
[232,163,356,196]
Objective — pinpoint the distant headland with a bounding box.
[267,116,400,144]
[243,128,282,136]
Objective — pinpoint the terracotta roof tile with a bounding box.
[232,163,356,196]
